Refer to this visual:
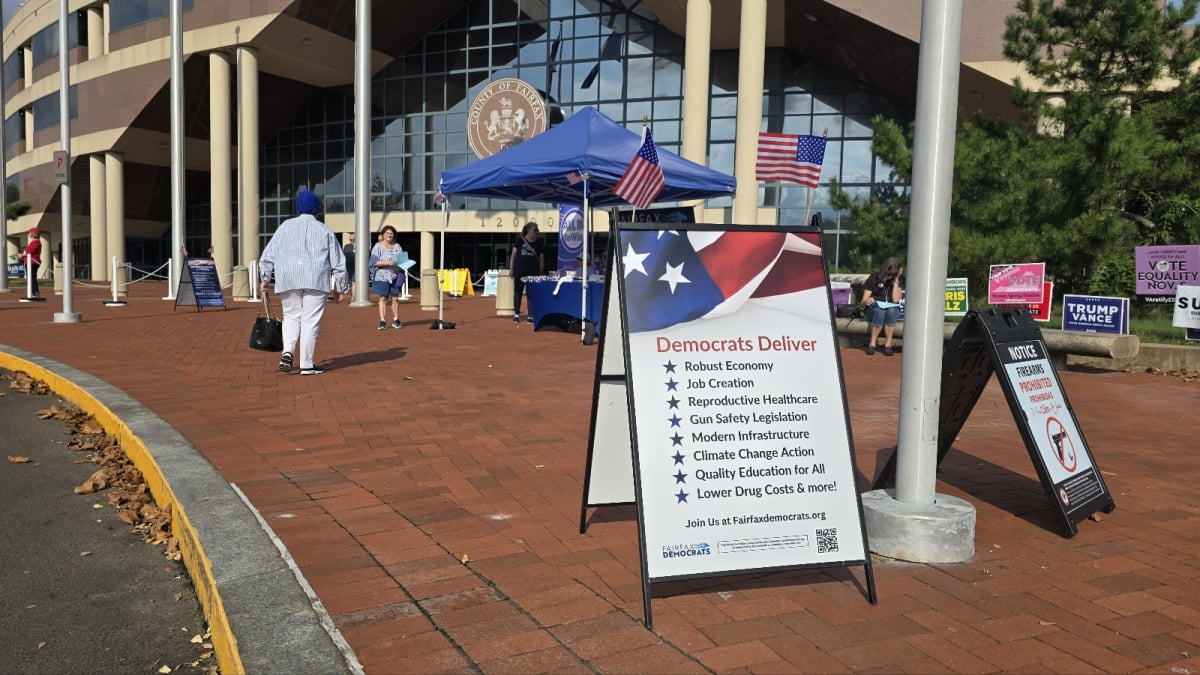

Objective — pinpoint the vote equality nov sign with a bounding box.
[1062,295,1129,334]
[1136,245,1200,301]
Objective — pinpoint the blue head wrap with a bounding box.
[295,190,321,215]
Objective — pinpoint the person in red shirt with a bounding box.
[23,227,42,298]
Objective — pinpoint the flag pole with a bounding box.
[433,185,455,330]
[581,175,590,343]
[802,128,828,227]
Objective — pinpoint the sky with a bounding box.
[4,0,22,28]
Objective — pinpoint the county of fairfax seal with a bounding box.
[467,78,548,158]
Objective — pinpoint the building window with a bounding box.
[110,0,195,33]
[29,13,87,67]
[31,85,79,132]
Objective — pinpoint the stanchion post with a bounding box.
[104,255,127,306]
[162,257,175,300]
[249,260,260,301]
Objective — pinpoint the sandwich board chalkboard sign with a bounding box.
[873,308,1114,537]
[581,223,875,628]
[174,258,227,311]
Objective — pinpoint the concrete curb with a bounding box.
[0,345,357,675]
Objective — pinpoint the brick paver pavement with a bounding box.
[2,283,1198,674]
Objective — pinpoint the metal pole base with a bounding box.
[19,296,48,303]
[53,312,83,323]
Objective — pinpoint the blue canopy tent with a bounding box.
[438,106,736,340]
[439,106,736,205]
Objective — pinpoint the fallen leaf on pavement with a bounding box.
[7,456,31,463]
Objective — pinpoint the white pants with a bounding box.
[277,289,328,369]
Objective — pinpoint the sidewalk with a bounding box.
[2,282,1199,674]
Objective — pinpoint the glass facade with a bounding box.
[31,85,79,132]
[110,0,195,34]
[4,112,24,154]
[259,0,913,270]
[3,49,24,89]
[29,13,86,67]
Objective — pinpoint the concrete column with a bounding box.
[681,0,712,166]
[86,7,103,59]
[101,1,110,54]
[732,0,767,224]
[237,46,260,264]
[89,154,107,280]
[209,52,233,284]
[420,231,434,273]
[23,108,34,149]
[105,151,126,295]
[22,48,32,87]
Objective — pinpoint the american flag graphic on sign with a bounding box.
[620,229,826,332]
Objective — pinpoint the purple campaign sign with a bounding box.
[1062,294,1129,335]
[1135,245,1200,297]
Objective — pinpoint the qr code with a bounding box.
[816,528,839,554]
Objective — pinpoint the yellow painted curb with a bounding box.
[0,352,245,675]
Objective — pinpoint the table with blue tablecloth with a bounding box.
[525,279,605,333]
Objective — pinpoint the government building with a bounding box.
[2,0,1021,288]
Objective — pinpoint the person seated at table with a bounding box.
[509,221,544,323]
[576,254,605,281]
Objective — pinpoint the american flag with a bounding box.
[620,229,826,332]
[565,171,584,185]
[614,127,665,210]
[433,188,446,205]
[755,132,826,188]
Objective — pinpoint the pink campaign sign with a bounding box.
[988,262,1046,305]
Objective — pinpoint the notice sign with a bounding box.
[618,226,866,581]
[1136,245,1200,303]
[1062,295,1129,334]
[988,262,1045,305]
[998,339,1106,518]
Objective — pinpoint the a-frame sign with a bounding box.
[873,308,1115,537]
[174,258,227,311]
[580,223,876,629]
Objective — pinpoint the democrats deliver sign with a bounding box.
[1062,295,1129,334]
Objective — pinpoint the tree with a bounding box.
[830,0,1200,298]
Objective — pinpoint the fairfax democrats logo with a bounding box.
[662,542,712,559]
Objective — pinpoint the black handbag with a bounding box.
[835,303,865,319]
[249,292,284,352]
